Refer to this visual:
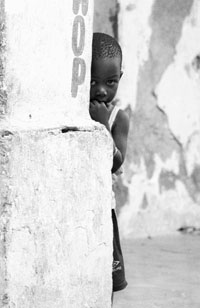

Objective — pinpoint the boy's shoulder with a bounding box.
[115,108,129,128]
[111,107,129,138]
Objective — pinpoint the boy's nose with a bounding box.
[96,86,107,97]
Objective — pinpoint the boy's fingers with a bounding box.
[91,100,105,104]
[89,101,95,107]
[90,100,99,105]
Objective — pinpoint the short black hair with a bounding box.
[92,32,122,65]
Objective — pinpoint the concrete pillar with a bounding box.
[0,1,113,307]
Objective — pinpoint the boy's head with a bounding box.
[92,32,122,66]
[90,33,123,106]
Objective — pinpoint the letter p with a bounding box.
[71,57,86,98]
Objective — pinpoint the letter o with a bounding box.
[72,15,85,57]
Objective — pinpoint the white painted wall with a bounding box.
[0,0,113,306]
[3,0,93,129]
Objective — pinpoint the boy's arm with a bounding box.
[111,110,129,173]
[89,101,129,173]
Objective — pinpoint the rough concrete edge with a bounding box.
[0,0,7,120]
[0,122,109,136]
[0,116,11,306]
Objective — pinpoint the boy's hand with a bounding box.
[89,100,110,129]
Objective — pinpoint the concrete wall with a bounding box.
[93,0,200,237]
[0,0,113,307]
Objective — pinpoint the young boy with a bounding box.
[89,32,129,298]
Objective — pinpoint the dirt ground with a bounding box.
[113,233,200,308]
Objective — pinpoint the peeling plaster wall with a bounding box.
[93,0,119,37]
[117,0,200,238]
[93,0,200,238]
[0,0,113,306]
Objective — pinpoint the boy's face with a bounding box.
[90,57,122,106]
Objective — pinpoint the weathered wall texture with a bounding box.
[93,0,119,37]
[0,0,113,306]
[94,0,200,237]
[118,0,200,237]
[0,128,112,307]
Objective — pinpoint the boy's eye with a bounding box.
[91,80,96,86]
[106,80,117,86]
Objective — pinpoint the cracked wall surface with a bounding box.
[94,0,200,237]
[0,128,113,307]
[0,0,113,306]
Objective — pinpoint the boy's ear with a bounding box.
[120,71,123,79]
